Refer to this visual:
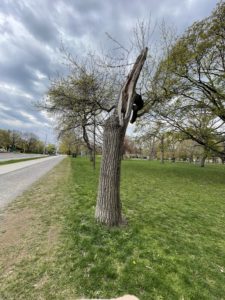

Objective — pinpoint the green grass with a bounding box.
[0,156,46,165]
[0,158,225,299]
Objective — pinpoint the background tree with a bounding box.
[122,136,139,158]
[0,128,50,154]
[9,130,22,152]
[22,132,39,153]
[0,129,10,150]
[45,144,56,155]
[44,56,116,168]
[59,129,84,155]
[147,1,225,162]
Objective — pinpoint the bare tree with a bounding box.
[42,22,152,226]
[95,48,148,226]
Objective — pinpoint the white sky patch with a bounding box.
[35,70,47,80]
[159,3,183,18]
[0,102,10,111]
[19,111,37,122]
[127,123,135,136]
[0,13,29,53]
[0,82,33,99]
[171,7,182,17]
[0,118,31,128]
[186,0,195,9]
[40,110,49,118]
[19,111,53,128]
[0,12,12,43]
[40,110,56,123]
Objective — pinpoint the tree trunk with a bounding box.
[95,115,126,226]
[219,155,225,164]
[160,134,165,164]
[93,115,96,170]
[200,155,207,167]
[149,138,156,160]
[82,125,94,164]
[89,149,94,162]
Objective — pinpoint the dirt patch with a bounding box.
[48,226,60,246]
[0,206,61,272]
[0,208,35,248]
[0,207,38,274]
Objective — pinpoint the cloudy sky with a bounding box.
[0,0,218,143]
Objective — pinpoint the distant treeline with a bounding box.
[0,129,56,154]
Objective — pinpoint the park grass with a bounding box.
[0,156,46,166]
[0,158,225,299]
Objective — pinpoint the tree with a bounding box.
[43,22,153,226]
[35,140,45,154]
[0,129,10,150]
[148,2,225,161]
[9,130,22,151]
[46,144,56,155]
[0,128,47,153]
[135,120,169,163]
[59,130,83,155]
[95,48,148,226]
[154,98,225,165]
[22,132,39,153]
[44,56,116,168]
[122,136,138,158]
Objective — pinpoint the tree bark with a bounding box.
[148,137,156,160]
[160,134,165,164]
[95,48,148,226]
[189,155,193,163]
[82,125,94,163]
[95,115,126,226]
[200,154,207,167]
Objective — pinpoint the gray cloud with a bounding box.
[0,0,220,143]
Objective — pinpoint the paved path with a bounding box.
[0,156,65,209]
[0,156,60,175]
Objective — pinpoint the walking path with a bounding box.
[0,156,60,175]
[0,155,65,209]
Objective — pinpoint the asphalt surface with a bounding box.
[0,155,65,210]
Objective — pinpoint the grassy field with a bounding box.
[0,156,46,166]
[0,158,225,299]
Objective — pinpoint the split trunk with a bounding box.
[95,47,148,226]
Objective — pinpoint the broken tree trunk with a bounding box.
[95,48,148,226]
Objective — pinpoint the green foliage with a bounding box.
[46,62,115,137]
[0,128,46,153]
[157,1,225,114]
[149,2,225,159]
[58,130,84,155]
[1,158,225,299]
[45,143,56,155]
[0,129,10,149]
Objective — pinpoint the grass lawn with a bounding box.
[0,156,46,166]
[0,158,225,299]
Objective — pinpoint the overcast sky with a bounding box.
[0,0,218,143]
